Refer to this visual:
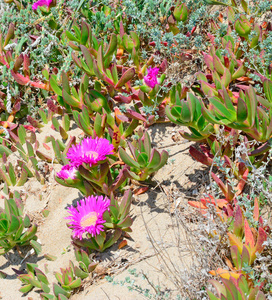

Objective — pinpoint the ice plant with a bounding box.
[66,195,110,240]
[32,0,52,10]
[57,164,78,180]
[66,137,114,167]
[144,67,159,88]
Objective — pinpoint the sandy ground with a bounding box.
[0,121,205,300]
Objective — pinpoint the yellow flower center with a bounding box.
[86,150,99,159]
[80,212,98,228]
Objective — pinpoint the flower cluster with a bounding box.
[57,137,114,181]
[66,195,110,239]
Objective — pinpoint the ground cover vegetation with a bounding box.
[0,0,272,298]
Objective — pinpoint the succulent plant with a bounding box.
[73,247,98,279]
[103,190,133,232]
[0,193,40,255]
[207,274,266,300]
[119,130,169,181]
[18,248,97,299]
[72,228,122,253]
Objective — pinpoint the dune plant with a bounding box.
[18,247,97,299]
[0,192,40,255]
[69,191,133,252]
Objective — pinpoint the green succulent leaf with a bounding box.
[119,148,140,169]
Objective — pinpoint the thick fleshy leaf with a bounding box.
[244,218,255,249]
[104,34,117,60]
[228,233,243,253]
[209,279,227,297]
[31,240,42,255]
[119,148,140,169]
[263,79,272,103]
[233,206,243,237]
[214,55,225,75]
[173,2,188,22]
[53,283,70,297]
[254,227,267,254]
[115,68,135,89]
[232,64,247,80]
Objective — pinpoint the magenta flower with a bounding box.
[57,164,78,180]
[32,0,52,10]
[66,137,114,167]
[66,195,110,239]
[144,67,160,88]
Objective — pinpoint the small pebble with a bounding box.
[192,189,198,196]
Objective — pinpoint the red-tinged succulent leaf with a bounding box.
[254,227,267,254]
[228,233,243,253]
[118,239,127,249]
[199,80,218,97]
[211,172,228,198]
[159,58,168,73]
[235,168,248,195]
[214,198,228,208]
[80,20,89,45]
[189,146,213,166]
[63,89,81,108]
[173,2,188,22]
[125,109,146,122]
[104,34,117,60]
[221,278,237,299]
[233,206,244,237]
[253,198,259,222]
[209,279,227,297]
[53,283,70,297]
[10,70,29,85]
[66,277,82,289]
[80,45,94,70]
[235,15,251,37]
[13,54,24,72]
[133,186,149,195]
[118,216,133,229]
[230,245,241,270]
[115,68,135,89]
[222,68,232,87]
[188,201,207,209]
[114,94,132,103]
[23,55,30,77]
[203,52,214,71]
[119,148,140,169]
[241,246,250,269]
[96,45,104,73]
[209,268,241,280]
[244,218,255,249]
[263,79,272,103]
[36,150,52,163]
[27,115,42,128]
[147,149,161,170]
[19,284,33,294]
[232,64,247,80]
[206,289,219,300]
[213,55,225,75]
[3,23,15,47]
[254,291,266,300]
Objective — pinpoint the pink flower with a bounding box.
[32,0,52,10]
[57,164,78,180]
[144,67,160,88]
[66,137,114,167]
[66,195,110,239]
